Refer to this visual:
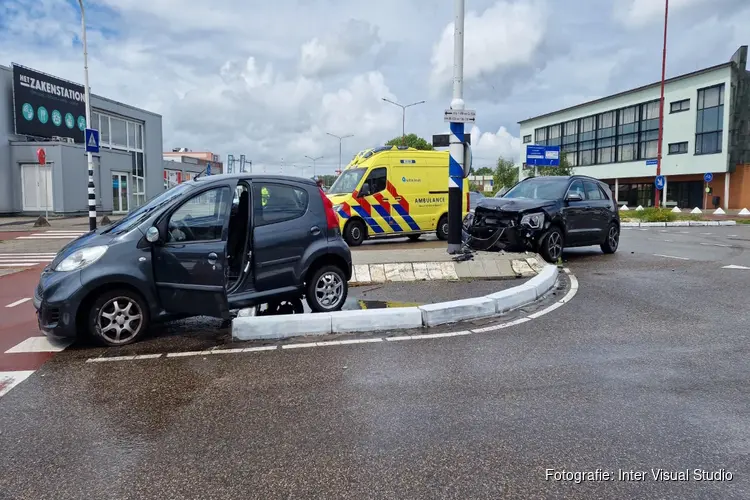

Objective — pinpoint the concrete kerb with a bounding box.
[622,220,737,227]
[231,264,561,341]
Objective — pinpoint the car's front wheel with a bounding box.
[87,289,150,346]
[539,226,564,263]
[306,265,348,312]
[601,223,619,254]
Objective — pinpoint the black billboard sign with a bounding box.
[12,64,87,143]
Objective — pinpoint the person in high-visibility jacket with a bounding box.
[261,186,269,206]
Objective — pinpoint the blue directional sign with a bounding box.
[206,163,211,175]
[646,159,658,166]
[84,128,99,153]
[704,172,713,183]
[655,175,666,190]
[526,145,560,166]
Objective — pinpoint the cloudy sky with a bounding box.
[1,0,747,175]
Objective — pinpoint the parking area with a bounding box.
[1,224,750,498]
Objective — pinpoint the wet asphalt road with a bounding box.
[1,225,750,499]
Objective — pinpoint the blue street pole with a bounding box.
[447,0,465,254]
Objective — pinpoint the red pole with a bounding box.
[655,0,668,208]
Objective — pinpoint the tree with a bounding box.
[493,158,519,192]
[474,167,494,176]
[526,155,575,177]
[385,133,434,150]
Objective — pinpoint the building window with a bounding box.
[668,142,688,155]
[95,111,146,208]
[578,116,595,166]
[547,124,561,146]
[596,111,615,164]
[639,100,659,160]
[695,84,724,155]
[534,128,547,146]
[523,134,531,143]
[670,99,689,113]
[617,105,638,162]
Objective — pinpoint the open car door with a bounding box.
[151,183,234,319]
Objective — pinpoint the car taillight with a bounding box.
[319,188,339,230]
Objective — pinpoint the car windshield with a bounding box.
[502,177,569,200]
[103,182,195,234]
[328,168,366,194]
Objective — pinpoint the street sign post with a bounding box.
[646,159,658,166]
[704,172,713,183]
[85,128,99,153]
[444,109,476,123]
[655,175,665,190]
[525,145,560,167]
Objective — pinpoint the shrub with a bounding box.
[637,207,676,222]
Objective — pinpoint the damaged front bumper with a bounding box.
[462,211,544,252]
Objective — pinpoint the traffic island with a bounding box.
[232,251,559,341]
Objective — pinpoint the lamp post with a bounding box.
[78,0,96,231]
[447,0,465,254]
[381,98,426,146]
[305,155,323,178]
[655,0,669,209]
[326,132,353,173]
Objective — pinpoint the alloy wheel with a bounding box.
[315,272,344,310]
[97,296,143,345]
[608,226,619,250]
[547,232,563,260]
[351,226,361,241]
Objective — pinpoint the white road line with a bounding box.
[281,342,318,349]
[653,254,689,260]
[165,351,212,358]
[210,348,246,354]
[0,253,56,257]
[0,263,38,267]
[700,242,731,247]
[243,346,278,352]
[0,371,35,397]
[16,236,78,240]
[5,298,31,308]
[700,232,713,235]
[722,265,750,270]
[679,231,690,234]
[388,331,472,342]
[87,356,136,363]
[473,317,531,333]
[5,336,72,353]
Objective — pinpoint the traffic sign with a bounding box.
[85,128,99,153]
[525,145,560,166]
[704,172,713,183]
[646,159,658,166]
[36,148,46,165]
[444,109,476,123]
[655,175,665,190]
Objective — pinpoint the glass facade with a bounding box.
[695,84,724,155]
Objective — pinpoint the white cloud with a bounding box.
[299,19,384,77]
[470,125,522,164]
[615,0,711,28]
[429,0,548,96]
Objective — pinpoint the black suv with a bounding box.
[34,174,352,346]
[463,175,620,263]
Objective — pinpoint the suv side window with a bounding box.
[566,180,585,199]
[362,167,387,195]
[253,183,309,226]
[167,187,231,243]
[584,180,604,200]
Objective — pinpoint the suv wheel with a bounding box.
[306,265,348,312]
[601,223,619,254]
[87,289,150,346]
[344,220,365,246]
[539,227,564,263]
[436,215,449,241]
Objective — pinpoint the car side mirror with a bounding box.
[146,226,161,244]
[566,193,583,202]
[359,184,371,197]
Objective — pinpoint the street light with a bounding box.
[381,97,426,146]
[305,155,323,178]
[326,132,354,173]
[78,0,96,231]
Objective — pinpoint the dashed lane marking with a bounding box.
[4,336,72,354]
[83,269,580,364]
[15,230,86,240]
[700,242,732,247]
[5,298,31,308]
[722,265,750,270]
[653,254,689,260]
[0,371,35,398]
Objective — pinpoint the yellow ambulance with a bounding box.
[326,145,470,246]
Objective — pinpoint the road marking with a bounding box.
[700,242,731,247]
[700,232,713,235]
[722,265,750,270]
[653,254,689,260]
[5,336,72,353]
[679,231,690,234]
[0,371,35,397]
[15,231,85,240]
[83,269,581,364]
[5,298,31,308]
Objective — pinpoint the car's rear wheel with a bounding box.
[344,219,365,246]
[407,234,421,242]
[601,223,619,254]
[87,289,150,346]
[539,227,564,263]
[436,215,449,241]
[306,265,348,312]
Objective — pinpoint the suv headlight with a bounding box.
[520,212,544,229]
[54,246,108,272]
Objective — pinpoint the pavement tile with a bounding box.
[396,263,415,281]
[412,262,430,280]
[369,264,386,283]
[384,263,401,282]
[426,262,444,280]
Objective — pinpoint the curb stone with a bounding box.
[232,264,561,341]
[621,220,737,227]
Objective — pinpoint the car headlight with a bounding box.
[520,212,545,229]
[54,246,108,272]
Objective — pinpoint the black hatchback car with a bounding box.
[463,175,620,263]
[34,174,352,346]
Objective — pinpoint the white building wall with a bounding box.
[519,66,733,180]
